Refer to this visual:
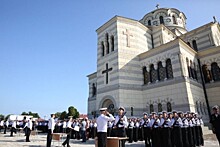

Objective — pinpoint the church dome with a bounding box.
[140,7,187,34]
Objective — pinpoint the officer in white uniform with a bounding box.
[97,107,115,147]
[47,114,55,147]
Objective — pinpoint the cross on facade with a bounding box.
[156,4,160,9]
[102,63,112,84]
[123,29,133,47]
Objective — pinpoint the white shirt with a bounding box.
[63,121,67,128]
[141,118,151,127]
[48,117,55,132]
[67,121,72,128]
[114,115,128,128]
[149,118,160,128]
[0,120,4,126]
[12,121,16,128]
[27,120,33,130]
[97,114,115,132]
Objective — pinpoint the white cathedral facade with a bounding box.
[87,7,220,121]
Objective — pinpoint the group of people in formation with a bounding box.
[0,117,34,142]
[96,106,205,147]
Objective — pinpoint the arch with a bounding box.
[150,64,157,82]
[172,15,177,24]
[101,41,105,56]
[211,62,220,81]
[192,40,198,51]
[203,102,207,115]
[158,61,165,81]
[110,35,114,52]
[159,16,164,24]
[99,95,117,115]
[167,102,172,112]
[186,58,191,77]
[158,103,162,112]
[148,20,151,26]
[190,60,195,79]
[143,66,149,84]
[202,64,211,83]
[105,33,109,54]
[166,59,173,79]
[200,102,204,115]
[150,104,154,113]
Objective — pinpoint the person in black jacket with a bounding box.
[210,105,220,145]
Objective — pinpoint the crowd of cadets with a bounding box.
[0,111,204,147]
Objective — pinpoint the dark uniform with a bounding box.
[141,113,151,147]
[210,105,220,145]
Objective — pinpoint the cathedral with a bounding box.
[87,7,220,121]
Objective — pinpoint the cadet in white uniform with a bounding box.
[26,118,32,142]
[97,107,115,147]
[47,114,55,147]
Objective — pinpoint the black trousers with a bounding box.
[216,132,220,145]
[152,128,160,147]
[63,128,72,147]
[46,129,52,147]
[181,128,190,147]
[143,127,151,147]
[188,127,195,147]
[133,127,138,142]
[4,125,7,134]
[162,127,172,147]
[127,128,133,143]
[97,132,107,147]
[172,127,183,147]
[10,127,16,136]
[26,128,31,142]
[116,127,126,147]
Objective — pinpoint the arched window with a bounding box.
[194,63,198,80]
[167,102,172,112]
[202,65,211,83]
[172,15,177,24]
[186,58,191,77]
[143,66,149,84]
[159,16,164,24]
[106,33,109,54]
[200,102,203,115]
[166,59,173,79]
[190,60,195,79]
[192,40,198,51]
[111,35,114,52]
[211,62,220,81]
[158,61,165,81]
[101,41,105,56]
[158,103,162,112]
[92,83,96,97]
[148,20,151,26]
[150,64,157,83]
[150,104,154,113]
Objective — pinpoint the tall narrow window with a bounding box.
[202,65,212,83]
[150,64,157,83]
[158,103,162,112]
[150,104,154,113]
[192,40,198,51]
[166,59,173,79]
[172,15,177,24]
[158,61,165,81]
[167,102,172,112]
[194,63,198,80]
[190,60,195,79]
[143,66,149,84]
[148,20,151,26]
[106,34,109,54]
[211,62,220,81]
[101,41,105,56]
[110,35,114,52]
[92,83,96,97]
[186,58,191,77]
[159,16,164,24]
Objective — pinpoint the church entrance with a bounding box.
[102,99,116,115]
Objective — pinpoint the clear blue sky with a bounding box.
[0,0,220,118]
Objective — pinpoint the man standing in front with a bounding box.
[210,105,220,145]
[26,118,32,142]
[97,107,115,147]
[113,107,128,147]
[47,114,55,147]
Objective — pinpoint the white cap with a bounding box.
[99,107,107,111]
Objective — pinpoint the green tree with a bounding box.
[60,111,67,120]
[0,114,4,120]
[55,112,61,119]
[21,111,40,118]
[67,106,79,119]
